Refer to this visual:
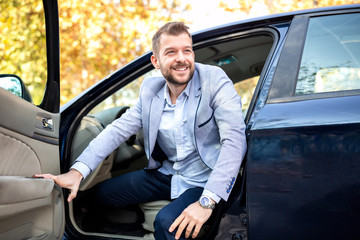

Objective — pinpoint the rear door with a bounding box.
[247,7,360,240]
[0,0,65,239]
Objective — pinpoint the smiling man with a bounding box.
[35,22,247,239]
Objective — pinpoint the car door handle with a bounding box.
[41,118,53,130]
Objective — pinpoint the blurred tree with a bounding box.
[0,0,190,106]
[0,0,47,105]
[59,0,190,105]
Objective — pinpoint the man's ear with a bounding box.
[151,55,160,69]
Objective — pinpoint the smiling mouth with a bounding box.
[173,65,189,72]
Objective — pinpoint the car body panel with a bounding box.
[247,123,360,239]
[246,6,360,240]
[254,95,360,129]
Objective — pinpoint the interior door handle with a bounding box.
[41,118,53,130]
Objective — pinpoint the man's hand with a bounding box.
[33,169,83,202]
[169,201,213,239]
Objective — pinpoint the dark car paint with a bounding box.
[247,96,360,239]
[247,123,360,239]
[243,7,360,239]
[56,3,360,240]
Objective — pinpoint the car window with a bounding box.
[0,0,47,105]
[90,69,260,117]
[90,33,273,117]
[295,13,360,95]
[90,69,162,114]
[196,34,273,116]
[234,76,259,116]
[90,71,260,117]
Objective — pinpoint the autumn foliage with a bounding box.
[58,0,190,104]
[0,0,358,105]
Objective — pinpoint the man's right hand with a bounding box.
[33,169,83,202]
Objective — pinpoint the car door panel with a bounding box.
[0,88,64,240]
[247,10,360,240]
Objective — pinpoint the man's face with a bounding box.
[151,33,195,86]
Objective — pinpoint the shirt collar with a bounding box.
[164,77,193,105]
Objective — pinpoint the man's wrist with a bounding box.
[199,195,216,209]
[202,189,221,203]
[69,168,84,181]
[70,161,90,179]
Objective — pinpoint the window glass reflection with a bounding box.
[296,13,360,95]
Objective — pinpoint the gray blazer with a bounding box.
[75,63,247,201]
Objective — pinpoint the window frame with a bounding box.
[40,0,61,113]
[193,28,280,124]
[268,9,360,104]
[80,28,281,124]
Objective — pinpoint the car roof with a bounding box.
[192,4,360,37]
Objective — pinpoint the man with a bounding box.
[35,22,247,239]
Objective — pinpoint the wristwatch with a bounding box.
[199,195,216,209]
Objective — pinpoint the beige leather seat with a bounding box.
[140,200,171,233]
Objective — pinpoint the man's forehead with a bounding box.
[159,33,192,49]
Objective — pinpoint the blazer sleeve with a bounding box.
[71,86,144,179]
[203,67,247,201]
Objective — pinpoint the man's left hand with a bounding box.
[169,201,213,239]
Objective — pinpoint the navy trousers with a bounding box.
[93,169,204,239]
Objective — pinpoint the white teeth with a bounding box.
[176,67,187,71]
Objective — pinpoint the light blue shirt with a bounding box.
[157,79,221,203]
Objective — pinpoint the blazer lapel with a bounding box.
[187,71,201,146]
[148,85,165,165]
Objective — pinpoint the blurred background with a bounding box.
[0,0,359,105]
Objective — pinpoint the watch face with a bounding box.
[200,196,209,206]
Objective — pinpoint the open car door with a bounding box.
[0,0,65,239]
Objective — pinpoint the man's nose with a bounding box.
[176,52,186,62]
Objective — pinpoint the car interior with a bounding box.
[68,31,275,239]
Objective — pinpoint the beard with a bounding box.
[161,63,195,86]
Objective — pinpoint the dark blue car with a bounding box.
[0,1,359,239]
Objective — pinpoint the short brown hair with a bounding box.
[152,22,192,57]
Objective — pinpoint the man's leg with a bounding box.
[81,169,172,232]
[93,169,172,207]
[154,187,203,240]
